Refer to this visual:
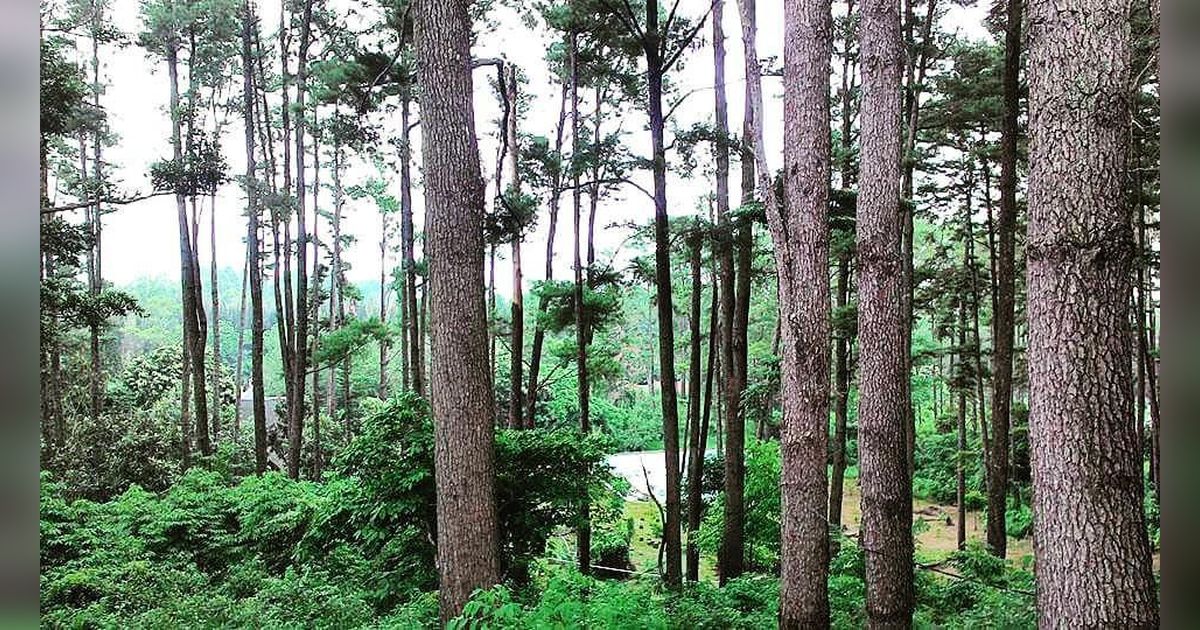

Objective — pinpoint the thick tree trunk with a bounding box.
[763,1,834,624]
[1025,0,1158,623]
[415,0,501,619]
[857,0,913,624]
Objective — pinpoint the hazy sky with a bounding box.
[55,0,990,298]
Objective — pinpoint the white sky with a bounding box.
[57,0,990,297]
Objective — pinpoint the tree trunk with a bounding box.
[646,0,682,588]
[900,0,937,481]
[401,92,423,397]
[210,193,222,443]
[956,301,967,551]
[167,44,211,460]
[241,1,268,473]
[234,249,248,438]
[724,0,760,584]
[287,0,314,480]
[768,1,834,623]
[525,83,568,427]
[857,0,913,624]
[88,23,104,432]
[963,157,990,483]
[986,0,1022,561]
[1025,0,1158,623]
[569,35,592,575]
[415,0,501,619]
[505,65,525,430]
[694,0,729,584]
[829,251,851,532]
[684,233,703,582]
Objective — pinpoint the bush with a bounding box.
[40,394,627,626]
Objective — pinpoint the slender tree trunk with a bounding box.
[88,22,104,431]
[380,201,390,399]
[724,0,762,584]
[961,157,990,484]
[525,83,568,427]
[241,1,268,473]
[986,0,1022,560]
[684,234,703,582]
[167,44,211,460]
[857,0,913,624]
[568,34,592,575]
[1025,0,1157,623]
[210,193,222,443]
[505,65,525,430]
[829,252,851,532]
[234,249,248,438]
[900,0,937,480]
[416,0,501,619]
[691,278,719,582]
[956,299,967,550]
[645,0,683,588]
[287,0,314,480]
[400,92,423,397]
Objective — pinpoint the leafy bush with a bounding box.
[697,439,781,573]
[40,394,625,626]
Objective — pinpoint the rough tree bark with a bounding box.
[768,1,835,625]
[1025,0,1158,624]
[415,0,501,620]
[857,0,914,624]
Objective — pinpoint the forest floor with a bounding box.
[621,480,1159,580]
[622,479,1036,581]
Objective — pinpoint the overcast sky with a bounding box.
[55,0,990,298]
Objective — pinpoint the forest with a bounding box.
[38,0,1161,626]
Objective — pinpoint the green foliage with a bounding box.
[41,395,624,626]
[697,439,781,573]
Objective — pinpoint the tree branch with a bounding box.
[42,190,174,215]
